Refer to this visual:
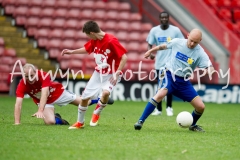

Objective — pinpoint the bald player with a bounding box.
[134,29,214,132]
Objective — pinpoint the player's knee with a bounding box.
[102,90,110,97]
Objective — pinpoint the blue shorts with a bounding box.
[159,71,198,102]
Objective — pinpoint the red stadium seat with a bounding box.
[118,12,130,21]
[14,57,27,65]
[116,31,129,42]
[95,1,107,10]
[67,9,81,19]
[28,6,42,17]
[64,19,79,30]
[4,48,16,57]
[54,8,68,19]
[48,29,63,39]
[0,47,4,56]
[13,6,28,17]
[233,10,240,21]
[52,18,65,28]
[119,3,131,12]
[142,23,152,32]
[130,13,142,22]
[129,22,142,32]
[217,0,231,8]
[25,17,39,28]
[61,39,75,49]
[0,64,12,73]
[104,21,117,31]
[81,1,95,10]
[218,8,232,20]
[15,16,27,26]
[29,0,42,7]
[231,0,240,8]
[93,10,106,20]
[62,29,76,39]
[0,56,14,65]
[38,18,52,28]
[15,0,29,7]
[59,60,70,70]
[37,37,48,48]
[74,40,86,48]
[68,0,82,9]
[0,37,4,46]
[126,42,141,52]
[27,27,37,37]
[47,38,62,50]
[35,28,51,39]
[42,0,56,8]
[105,11,119,21]
[41,8,55,18]
[106,1,119,11]
[56,0,69,9]
[117,21,129,31]
[81,9,93,20]
[4,5,15,15]
[49,49,60,59]
[128,32,142,42]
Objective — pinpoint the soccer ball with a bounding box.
[176,111,193,128]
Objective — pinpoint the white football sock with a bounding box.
[77,106,88,123]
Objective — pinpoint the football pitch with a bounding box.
[0,96,239,160]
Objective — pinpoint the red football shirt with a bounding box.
[84,33,127,74]
[16,70,64,104]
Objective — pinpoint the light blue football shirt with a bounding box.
[146,25,184,69]
[165,38,212,77]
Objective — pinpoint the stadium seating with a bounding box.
[0,0,154,83]
[203,0,240,38]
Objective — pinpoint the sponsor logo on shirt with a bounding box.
[176,52,194,65]
[158,37,172,42]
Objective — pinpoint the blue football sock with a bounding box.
[89,98,100,106]
[139,98,159,122]
[55,117,63,125]
[191,110,202,126]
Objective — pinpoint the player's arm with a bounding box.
[61,47,87,56]
[32,87,49,118]
[148,44,155,60]
[144,44,167,59]
[14,97,23,125]
[110,54,127,85]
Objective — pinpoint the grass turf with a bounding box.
[0,96,239,160]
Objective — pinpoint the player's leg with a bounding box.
[42,106,55,125]
[189,96,205,132]
[173,80,205,132]
[42,105,68,125]
[69,71,102,129]
[134,70,173,130]
[152,69,162,115]
[166,94,173,116]
[90,73,120,126]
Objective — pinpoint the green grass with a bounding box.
[0,96,239,160]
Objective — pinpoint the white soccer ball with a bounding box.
[176,111,193,128]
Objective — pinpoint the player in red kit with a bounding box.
[14,63,112,125]
[61,20,127,129]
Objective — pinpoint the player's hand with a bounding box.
[144,51,152,59]
[32,111,45,119]
[61,49,72,56]
[150,54,155,60]
[109,73,119,86]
